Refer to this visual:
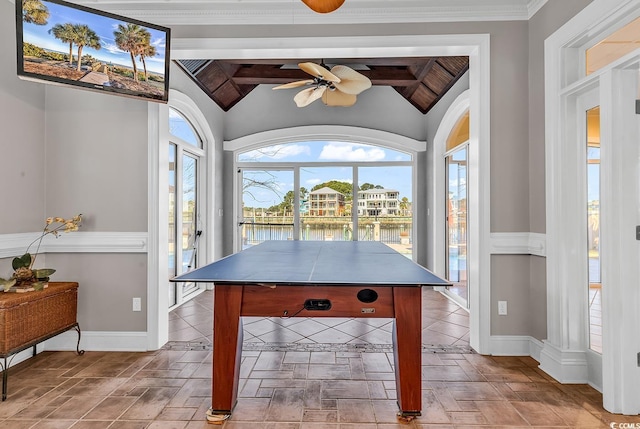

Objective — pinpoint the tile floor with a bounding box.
[0,288,634,428]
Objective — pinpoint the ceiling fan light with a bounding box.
[301,0,345,14]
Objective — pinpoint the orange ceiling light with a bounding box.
[301,0,345,13]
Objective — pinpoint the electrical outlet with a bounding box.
[132,297,142,312]
[498,300,508,315]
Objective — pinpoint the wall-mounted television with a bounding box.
[16,0,171,103]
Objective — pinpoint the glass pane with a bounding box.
[446,147,468,307]
[300,166,353,241]
[241,169,294,248]
[238,140,411,163]
[181,155,198,296]
[168,144,177,307]
[169,108,201,147]
[586,106,601,353]
[586,16,640,75]
[357,166,412,258]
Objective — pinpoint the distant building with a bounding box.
[357,189,400,216]
[309,187,345,216]
[300,198,309,215]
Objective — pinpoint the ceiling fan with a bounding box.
[273,62,372,108]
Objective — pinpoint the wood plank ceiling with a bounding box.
[175,56,469,114]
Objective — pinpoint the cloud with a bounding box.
[242,144,310,161]
[319,142,386,162]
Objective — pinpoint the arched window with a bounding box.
[229,128,423,259]
[168,107,205,308]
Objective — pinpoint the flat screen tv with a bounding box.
[16,0,171,103]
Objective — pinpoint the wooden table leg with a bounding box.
[211,284,243,414]
[392,286,422,416]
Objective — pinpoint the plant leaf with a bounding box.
[12,253,32,270]
[33,268,55,279]
[0,277,17,292]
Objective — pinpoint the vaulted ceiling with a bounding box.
[175,56,469,114]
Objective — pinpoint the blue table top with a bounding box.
[172,241,450,287]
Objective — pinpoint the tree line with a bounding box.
[245,180,409,215]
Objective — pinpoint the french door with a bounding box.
[445,145,469,308]
[169,146,203,308]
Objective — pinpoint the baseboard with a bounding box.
[43,330,150,352]
[538,340,589,383]
[489,335,544,361]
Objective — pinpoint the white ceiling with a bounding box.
[19,0,549,26]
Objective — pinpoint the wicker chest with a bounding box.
[0,282,81,400]
[0,282,79,356]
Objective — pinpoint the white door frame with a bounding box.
[543,0,640,414]
[172,33,492,354]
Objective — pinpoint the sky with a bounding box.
[21,0,168,75]
[238,141,413,209]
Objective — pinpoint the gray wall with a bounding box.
[224,86,425,141]
[0,0,46,235]
[0,0,592,340]
[0,0,149,331]
[490,0,592,340]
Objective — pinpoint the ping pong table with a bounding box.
[172,240,449,418]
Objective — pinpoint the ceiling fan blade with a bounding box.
[330,65,372,95]
[294,87,326,107]
[301,0,345,13]
[299,62,341,83]
[322,89,357,107]
[273,80,314,90]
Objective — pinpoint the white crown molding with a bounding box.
[0,232,148,258]
[527,0,548,19]
[12,0,544,25]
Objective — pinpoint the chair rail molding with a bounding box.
[0,232,148,258]
[490,232,546,257]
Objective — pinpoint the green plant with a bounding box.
[1,214,82,292]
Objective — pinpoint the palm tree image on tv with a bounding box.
[70,24,101,71]
[22,0,49,25]
[48,23,75,66]
[138,36,157,82]
[19,0,167,99]
[114,23,151,83]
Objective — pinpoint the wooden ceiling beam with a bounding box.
[230,63,419,86]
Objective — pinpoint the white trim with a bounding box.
[539,340,589,384]
[171,34,486,61]
[55,0,546,26]
[490,232,546,257]
[224,125,426,154]
[489,335,544,360]
[527,0,548,19]
[148,89,216,351]
[147,101,164,351]
[44,330,149,352]
[0,232,148,257]
[544,0,640,413]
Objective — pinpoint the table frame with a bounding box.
[210,283,423,417]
